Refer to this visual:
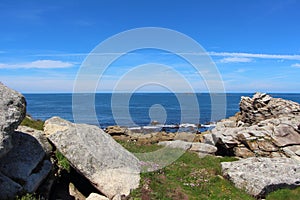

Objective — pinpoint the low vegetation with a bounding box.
[20,115,44,130]
[118,140,252,200]
[55,150,71,173]
[266,187,300,200]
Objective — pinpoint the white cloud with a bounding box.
[220,57,252,63]
[291,63,300,68]
[209,52,300,60]
[0,60,74,69]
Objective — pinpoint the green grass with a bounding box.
[20,116,44,130]
[117,140,254,200]
[266,187,300,200]
[15,193,40,200]
[118,140,300,199]
[55,150,71,173]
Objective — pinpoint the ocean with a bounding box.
[23,93,300,132]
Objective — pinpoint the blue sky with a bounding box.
[0,0,300,93]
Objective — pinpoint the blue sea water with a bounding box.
[23,93,300,130]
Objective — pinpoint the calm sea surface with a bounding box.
[23,93,300,129]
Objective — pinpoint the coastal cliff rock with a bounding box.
[221,157,300,198]
[209,92,300,159]
[0,83,51,199]
[239,92,300,125]
[44,117,141,199]
[0,82,26,158]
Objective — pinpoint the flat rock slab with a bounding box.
[221,157,300,198]
[158,140,192,150]
[44,117,140,199]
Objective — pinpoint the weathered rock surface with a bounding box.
[189,142,218,157]
[0,82,26,158]
[86,193,109,200]
[239,92,300,125]
[209,93,300,159]
[44,117,140,199]
[105,125,126,136]
[0,131,52,194]
[0,83,51,199]
[158,140,192,150]
[17,125,53,155]
[157,140,217,158]
[0,171,23,199]
[221,157,300,197]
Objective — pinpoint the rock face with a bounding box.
[210,93,300,159]
[0,131,52,194]
[44,117,140,199]
[239,92,300,125]
[221,157,300,198]
[0,83,51,199]
[0,82,26,158]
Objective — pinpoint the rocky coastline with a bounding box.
[1,82,300,199]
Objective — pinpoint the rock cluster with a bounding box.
[0,83,51,199]
[206,92,300,159]
[105,126,204,145]
[239,92,300,125]
[205,92,300,197]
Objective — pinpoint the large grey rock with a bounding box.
[0,83,26,157]
[0,131,52,194]
[221,157,300,198]
[44,117,140,199]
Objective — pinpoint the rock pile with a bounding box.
[204,92,300,197]
[205,92,300,159]
[0,83,51,199]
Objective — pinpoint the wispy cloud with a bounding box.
[291,63,300,68]
[209,52,300,60]
[220,57,253,63]
[0,60,74,69]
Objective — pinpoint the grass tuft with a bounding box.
[20,115,44,130]
[55,150,71,173]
